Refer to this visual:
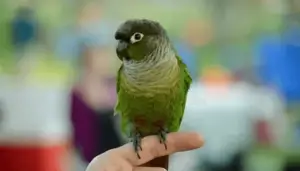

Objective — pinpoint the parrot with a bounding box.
[114,19,192,169]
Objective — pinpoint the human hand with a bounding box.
[85,132,204,171]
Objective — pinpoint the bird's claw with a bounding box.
[131,131,143,159]
[158,128,168,150]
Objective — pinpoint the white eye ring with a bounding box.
[130,32,144,44]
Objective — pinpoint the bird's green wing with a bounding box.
[176,55,192,124]
[116,64,124,94]
[114,64,124,115]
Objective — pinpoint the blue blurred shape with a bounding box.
[55,29,81,60]
[174,41,198,80]
[256,29,300,102]
[11,7,38,48]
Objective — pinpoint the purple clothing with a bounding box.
[70,85,121,163]
[70,90,98,162]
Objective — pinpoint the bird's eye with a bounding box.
[130,32,144,44]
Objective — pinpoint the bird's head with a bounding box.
[114,19,170,62]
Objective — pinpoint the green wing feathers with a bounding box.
[116,64,123,94]
[176,55,192,126]
[114,64,123,116]
[114,64,131,134]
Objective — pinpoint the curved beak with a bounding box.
[116,41,129,61]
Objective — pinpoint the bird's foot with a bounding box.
[158,128,168,150]
[130,131,143,159]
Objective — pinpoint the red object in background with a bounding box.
[0,143,69,171]
[255,120,273,145]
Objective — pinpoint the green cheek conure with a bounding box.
[114,19,192,169]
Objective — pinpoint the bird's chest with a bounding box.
[123,83,178,112]
[119,64,181,127]
[122,86,179,130]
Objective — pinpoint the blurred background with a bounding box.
[0,0,300,171]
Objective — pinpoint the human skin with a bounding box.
[85,132,204,171]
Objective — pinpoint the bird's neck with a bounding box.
[122,49,179,93]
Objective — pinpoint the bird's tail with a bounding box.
[142,155,169,170]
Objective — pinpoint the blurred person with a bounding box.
[69,4,123,167]
[169,65,286,171]
[70,45,123,166]
[86,132,204,171]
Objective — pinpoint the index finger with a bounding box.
[117,132,204,166]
